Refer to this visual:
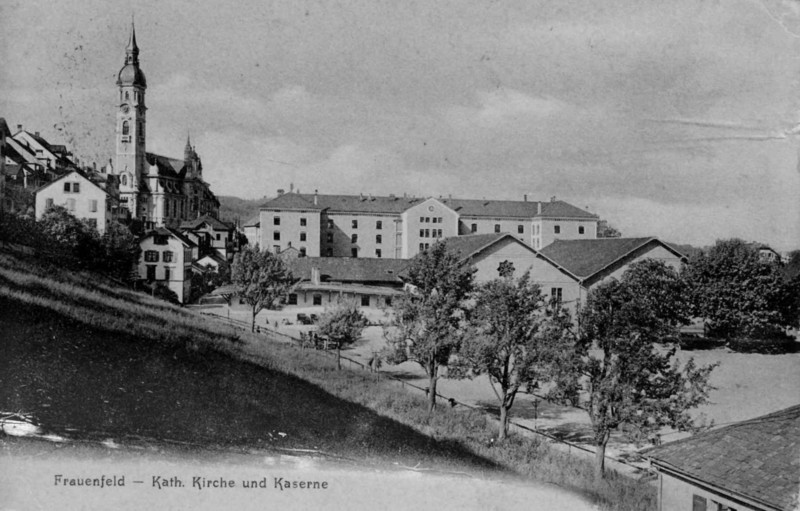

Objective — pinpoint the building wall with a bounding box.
[401,198,460,258]
[534,218,598,250]
[138,236,192,303]
[261,209,322,256]
[243,224,260,248]
[35,173,114,234]
[459,217,531,244]
[589,244,683,290]
[321,211,401,259]
[289,288,396,309]
[658,472,761,511]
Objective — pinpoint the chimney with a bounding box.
[93,162,97,172]
[311,266,321,285]
[524,194,527,202]
[277,188,285,196]
[360,192,365,201]
[35,131,40,137]
[289,182,294,193]
[314,189,318,205]
[550,196,556,202]
[537,202,542,215]
[16,124,22,132]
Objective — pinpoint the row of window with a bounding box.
[144,265,173,282]
[46,197,102,213]
[287,293,391,307]
[420,229,443,238]
[143,250,175,263]
[420,216,443,223]
[692,494,737,511]
[63,182,80,193]
[272,216,390,231]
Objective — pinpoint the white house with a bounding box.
[35,170,122,234]
[138,227,195,304]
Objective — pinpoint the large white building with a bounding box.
[34,170,123,234]
[112,23,219,230]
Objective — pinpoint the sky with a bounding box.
[2,0,800,250]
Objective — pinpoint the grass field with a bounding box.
[0,249,655,510]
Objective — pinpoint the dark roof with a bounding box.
[261,193,596,219]
[440,233,510,258]
[142,227,197,248]
[179,215,232,231]
[540,237,683,280]
[34,170,110,196]
[145,152,185,179]
[647,405,800,511]
[243,214,260,228]
[0,118,10,137]
[287,257,408,285]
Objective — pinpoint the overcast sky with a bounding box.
[2,0,799,250]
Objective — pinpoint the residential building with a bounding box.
[112,22,219,229]
[242,214,261,248]
[0,118,8,213]
[179,215,237,261]
[259,191,598,259]
[138,227,195,303]
[34,170,122,234]
[646,404,800,511]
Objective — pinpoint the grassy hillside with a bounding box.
[0,248,655,510]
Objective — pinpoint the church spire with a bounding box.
[125,20,139,65]
[184,132,193,162]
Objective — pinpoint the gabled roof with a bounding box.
[179,214,232,231]
[287,257,408,285]
[647,405,800,511]
[243,214,260,228]
[261,192,596,219]
[34,170,110,196]
[141,227,198,248]
[145,152,185,179]
[540,237,686,282]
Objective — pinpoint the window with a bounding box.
[432,217,437,224]
[438,217,442,223]
[300,217,306,227]
[692,495,707,511]
[122,121,130,135]
[326,232,333,243]
[74,183,80,193]
[154,235,168,245]
[273,245,281,254]
[164,267,171,281]
[376,234,382,244]
[216,233,221,241]
[327,219,334,229]
[554,225,561,234]
[273,231,280,241]
[579,226,585,235]
[419,229,425,238]
[288,294,298,305]
[375,249,382,258]
[425,229,430,238]
[144,250,159,262]
[517,225,524,234]
[385,297,392,307]
[351,234,358,243]
[163,251,174,263]
[437,229,443,238]
[326,247,333,257]
[352,219,358,229]
[471,223,477,233]
[494,224,501,233]
[361,295,370,307]
[550,288,563,304]
[63,182,71,192]
[146,265,156,281]
[66,198,76,211]
[376,220,382,230]
[420,216,425,223]
[299,247,306,257]
[535,224,540,235]
[300,232,307,242]
[419,243,425,252]
[273,216,280,225]
[45,198,53,209]
[313,294,322,306]
[121,174,127,186]
[125,91,130,101]
[351,248,358,258]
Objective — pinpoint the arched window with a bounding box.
[122,121,130,135]
[125,91,130,100]
[121,174,128,186]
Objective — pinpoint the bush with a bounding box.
[726,335,799,354]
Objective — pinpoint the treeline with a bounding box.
[0,207,140,282]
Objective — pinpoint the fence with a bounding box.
[200,310,654,478]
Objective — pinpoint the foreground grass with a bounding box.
[0,250,654,510]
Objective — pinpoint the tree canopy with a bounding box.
[231,246,293,332]
[576,259,716,478]
[316,299,369,370]
[385,241,476,412]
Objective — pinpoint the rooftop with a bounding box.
[647,404,800,511]
[287,257,408,285]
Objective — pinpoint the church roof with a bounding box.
[145,152,185,178]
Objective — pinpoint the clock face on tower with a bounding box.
[120,104,130,114]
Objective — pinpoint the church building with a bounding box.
[113,22,219,230]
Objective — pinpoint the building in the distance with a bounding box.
[112,22,219,230]
[34,170,123,234]
[138,227,196,303]
[258,190,598,259]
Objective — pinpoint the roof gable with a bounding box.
[647,405,800,511]
[34,170,109,196]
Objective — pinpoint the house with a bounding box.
[259,190,598,260]
[0,118,9,213]
[242,214,260,247]
[179,215,236,261]
[646,404,800,511]
[12,128,77,174]
[34,170,122,234]
[138,227,196,304]
[540,237,687,306]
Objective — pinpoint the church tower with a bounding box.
[115,21,147,218]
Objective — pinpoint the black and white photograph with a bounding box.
[1,1,799,510]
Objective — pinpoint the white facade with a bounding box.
[138,230,193,303]
[35,171,120,234]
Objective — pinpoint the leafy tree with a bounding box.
[316,299,369,370]
[576,259,716,479]
[231,245,293,332]
[784,250,800,281]
[597,219,621,238]
[451,270,575,440]
[38,205,101,267]
[99,221,141,281]
[190,262,232,303]
[385,241,476,413]
[684,239,796,339]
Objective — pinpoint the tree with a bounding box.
[316,299,368,370]
[38,205,101,267]
[451,270,575,440]
[385,241,476,413]
[576,260,716,479]
[231,245,293,332]
[684,239,796,339]
[98,221,141,281]
[596,219,621,238]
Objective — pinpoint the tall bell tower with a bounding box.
[115,21,147,218]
